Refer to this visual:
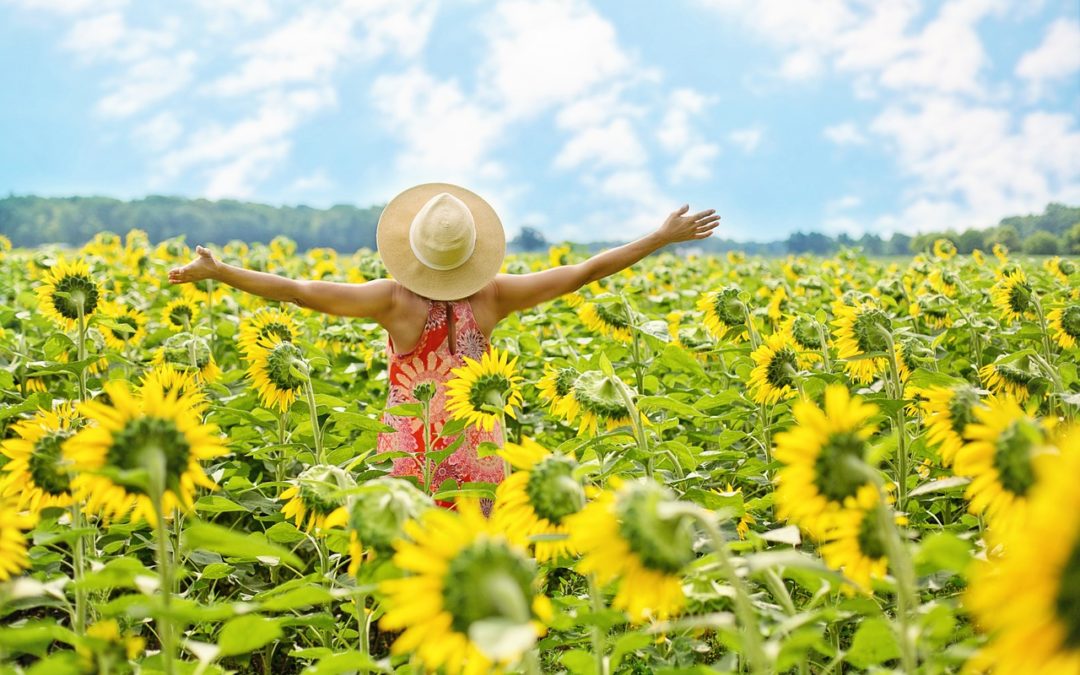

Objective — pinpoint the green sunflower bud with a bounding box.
[347,477,432,555]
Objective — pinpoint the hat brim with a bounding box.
[377,183,506,301]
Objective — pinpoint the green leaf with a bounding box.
[260,585,334,612]
[386,403,423,418]
[195,495,250,514]
[265,521,306,544]
[183,521,302,568]
[305,650,387,674]
[845,617,900,669]
[217,614,283,656]
[909,476,969,497]
[636,395,703,418]
[329,410,395,433]
[560,649,598,675]
[610,631,652,671]
[916,532,973,575]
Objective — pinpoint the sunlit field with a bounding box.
[1,231,1078,674]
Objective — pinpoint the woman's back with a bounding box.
[378,298,505,491]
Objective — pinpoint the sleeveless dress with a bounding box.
[378,299,505,496]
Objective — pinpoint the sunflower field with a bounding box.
[0,229,1078,675]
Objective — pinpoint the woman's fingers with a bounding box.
[687,208,716,221]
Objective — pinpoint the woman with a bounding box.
[168,182,719,493]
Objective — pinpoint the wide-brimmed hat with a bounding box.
[376,182,506,301]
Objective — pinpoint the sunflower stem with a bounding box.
[421,397,433,494]
[690,509,770,675]
[872,495,918,673]
[206,280,216,355]
[815,321,831,371]
[612,377,651,479]
[148,462,176,675]
[76,300,88,402]
[621,296,645,394]
[587,572,608,675]
[70,504,88,636]
[355,592,370,673]
[301,372,324,465]
[877,327,910,513]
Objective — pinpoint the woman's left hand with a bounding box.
[655,204,721,243]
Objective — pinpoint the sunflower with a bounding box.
[972,249,986,266]
[818,484,894,593]
[64,379,228,526]
[567,479,692,623]
[0,496,36,581]
[140,364,205,407]
[445,348,524,432]
[964,430,1080,675]
[926,269,958,297]
[910,294,953,329]
[35,258,101,330]
[921,384,983,466]
[992,243,1009,263]
[1044,256,1076,285]
[238,307,299,357]
[697,287,747,341]
[832,301,893,384]
[278,464,353,535]
[537,364,581,423]
[379,500,551,674]
[932,238,957,260]
[152,333,221,384]
[991,270,1035,324]
[778,316,822,366]
[549,243,571,267]
[495,437,586,562]
[0,403,81,512]
[345,477,433,575]
[1047,305,1080,350]
[97,301,148,352]
[954,396,1053,540]
[247,334,307,412]
[766,285,789,322]
[160,297,199,332]
[570,370,642,437]
[748,332,800,405]
[773,384,880,538]
[578,300,633,343]
[979,360,1036,403]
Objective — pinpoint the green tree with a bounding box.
[1065,222,1080,254]
[1022,231,1061,255]
[984,225,1021,252]
[956,228,984,254]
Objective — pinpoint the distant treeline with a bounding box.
[1,194,1078,256]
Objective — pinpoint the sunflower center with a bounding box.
[572,371,629,419]
[108,315,139,340]
[1056,539,1080,648]
[443,539,536,633]
[53,273,100,320]
[524,456,584,525]
[997,364,1034,387]
[107,417,191,495]
[947,387,980,437]
[615,482,694,574]
[1062,306,1080,339]
[467,373,513,412]
[168,304,194,328]
[856,506,888,561]
[1007,281,1032,315]
[266,342,306,390]
[712,289,745,326]
[30,430,74,496]
[813,431,870,503]
[1058,259,1077,276]
[766,347,798,388]
[259,322,293,342]
[991,419,1039,496]
[296,465,354,515]
[594,302,630,329]
[852,308,892,353]
[791,317,821,349]
[554,368,577,398]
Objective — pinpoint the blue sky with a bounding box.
[1,0,1078,242]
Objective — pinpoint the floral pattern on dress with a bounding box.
[378,298,505,501]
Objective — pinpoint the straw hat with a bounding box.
[376,183,506,301]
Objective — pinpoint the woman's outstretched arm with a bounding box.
[167,245,395,320]
[491,204,720,318]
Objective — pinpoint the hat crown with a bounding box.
[408,192,477,271]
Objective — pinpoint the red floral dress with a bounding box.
[378,299,505,497]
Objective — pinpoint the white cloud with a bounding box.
[554,118,647,170]
[133,112,183,151]
[479,0,631,118]
[827,195,862,211]
[870,96,1080,232]
[1016,18,1080,98]
[823,121,867,145]
[287,170,335,194]
[669,142,721,184]
[4,0,126,16]
[728,126,763,153]
[97,52,196,118]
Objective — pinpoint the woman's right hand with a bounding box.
[168,245,220,284]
